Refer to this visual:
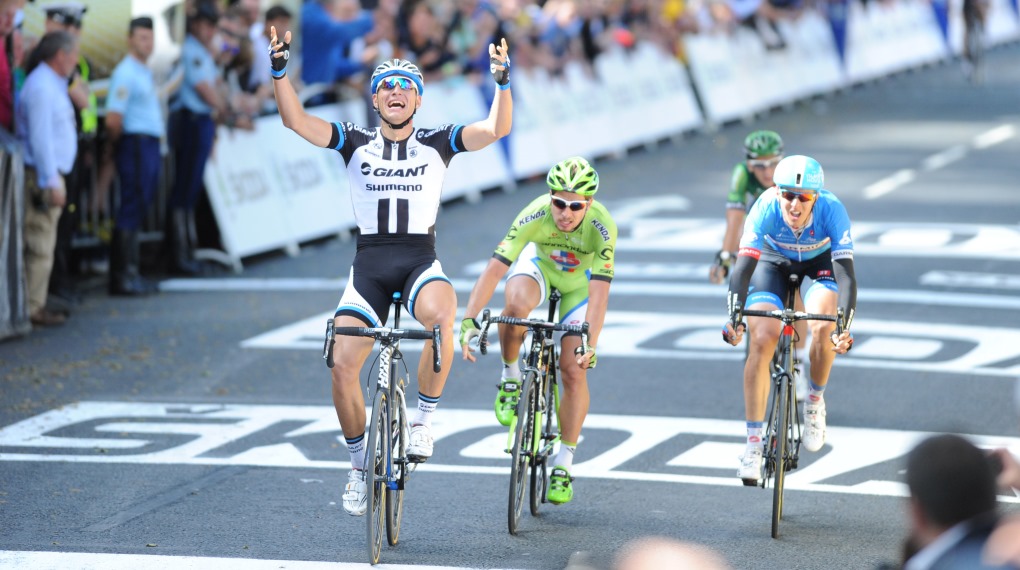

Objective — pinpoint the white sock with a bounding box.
[413,392,440,427]
[346,433,366,471]
[807,382,826,408]
[554,441,577,469]
[746,422,764,449]
[502,359,519,380]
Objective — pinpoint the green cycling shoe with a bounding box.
[494,378,520,427]
[548,466,574,505]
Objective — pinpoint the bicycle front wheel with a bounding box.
[366,390,388,564]
[771,372,791,539]
[385,387,407,546]
[530,367,556,516]
[508,372,536,535]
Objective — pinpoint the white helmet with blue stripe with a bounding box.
[773,155,824,192]
[370,59,425,95]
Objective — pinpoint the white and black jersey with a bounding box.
[327,121,466,237]
[324,121,466,326]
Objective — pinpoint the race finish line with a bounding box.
[0,551,521,570]
[2,402,1018,502]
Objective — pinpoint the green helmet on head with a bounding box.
[744,130,783,159]
[546,157,599,197]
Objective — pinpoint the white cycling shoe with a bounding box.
[803,398,827,452]
[342,469,367,516]
[407,424,434,462]
[738,446,764,484]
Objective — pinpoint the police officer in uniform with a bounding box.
[166,2,225,275]
[105,17,161,295]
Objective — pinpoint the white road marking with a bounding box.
[864,123,1016,199]
[973,124,1016,149]
[920,270,1020,290]
[863,169,915,199]
[1,402,1017,503]
[0,551,514,570]
[243,309,1020,378]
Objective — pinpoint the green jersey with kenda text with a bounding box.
[493,194,617,285]
[726,163,771,212]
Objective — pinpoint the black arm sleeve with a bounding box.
[832,257,858,331]
[726,254,758,317]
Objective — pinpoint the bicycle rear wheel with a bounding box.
[508,372,536,535]
[771,372,791,539]
[385,387,407,546]
[366,390,388,564]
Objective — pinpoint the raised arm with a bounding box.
[269,27,332,148]
[460,37,513,152]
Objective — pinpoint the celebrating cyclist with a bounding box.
[270,27,512,516]
[721,155,856,484]
[711,131,811,400]
[459,157,617,506]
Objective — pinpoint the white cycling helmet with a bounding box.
[773,155,824,192]
[370,59,425,95]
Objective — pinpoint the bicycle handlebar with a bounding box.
[323,320,443,372]
[476,308,591,358]
[738,307,846,336]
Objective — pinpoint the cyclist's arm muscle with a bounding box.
[459,87,512,152]
[585,278,611,349]
[464,257,511,320]
[833,257,857,329]
[273,74,332,147]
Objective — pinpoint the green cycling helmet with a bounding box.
[744,130,784,159]
[546,157,599,197]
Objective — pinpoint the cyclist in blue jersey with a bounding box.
[722,155,856,483]
[711,130,811,400]
[270,26,512,516]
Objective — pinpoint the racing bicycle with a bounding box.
[477,290,590,535]
[736,274,842,539]
[323,293,441,564]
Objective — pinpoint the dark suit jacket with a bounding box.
[928,514,1015,570]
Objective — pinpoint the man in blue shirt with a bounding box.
[105,17,162,296]
[166,2,225,275]
[300,0,374,88]
[16,30,79,327]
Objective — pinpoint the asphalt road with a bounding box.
[2,44,1020,570]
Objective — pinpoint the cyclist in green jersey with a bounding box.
[711,131,811,400]
[459,157,617,506]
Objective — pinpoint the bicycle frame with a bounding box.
[322,294,441,564]
[739,274,842,539]
[477,289,590,534]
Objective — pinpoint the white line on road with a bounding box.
[0,551,513,570]
[973,124,1016,149]
[864,123,1016,199]
[863,168,915,199]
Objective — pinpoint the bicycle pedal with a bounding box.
[406,454,428,464]
[741,478,758,487]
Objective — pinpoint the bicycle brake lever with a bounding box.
[478,308,491,356]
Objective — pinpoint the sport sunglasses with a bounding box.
[551,196,588,212]
[748,157,781,170]
[778,187,817,203]
[379,77,417,92]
